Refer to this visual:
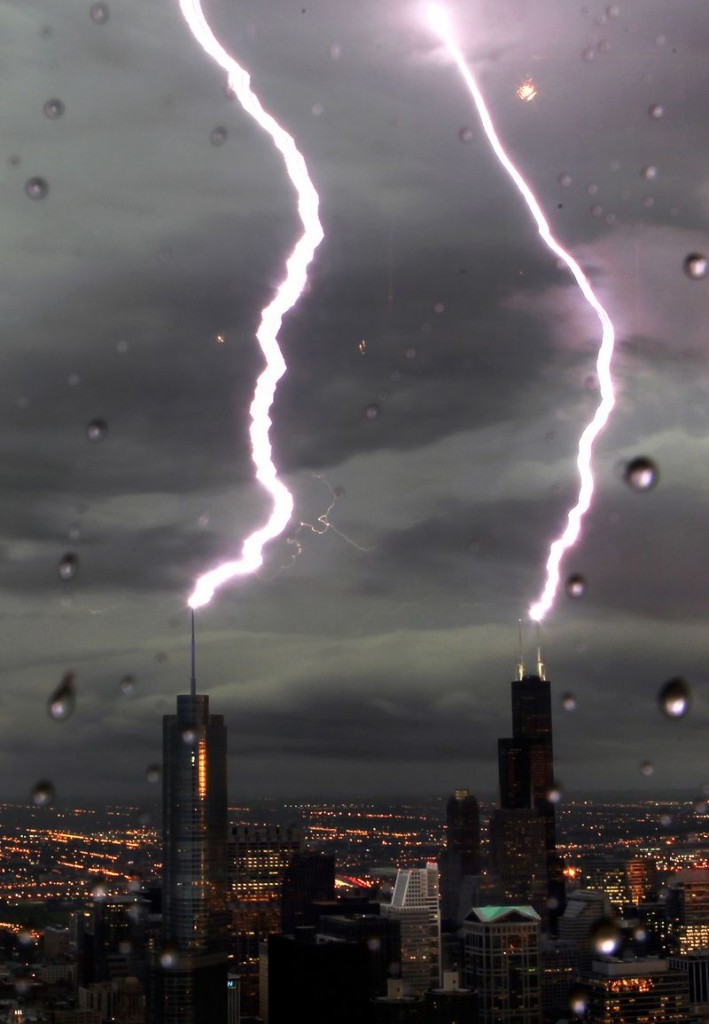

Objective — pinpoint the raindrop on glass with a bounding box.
[590,204,603,218]
[606,3,620,17]
[581,47,595,62]
[458,127,473,143]
[160,946,179,969]
[589,917,621,956]
[210,126,227,146]
[329,43,341,59]
[90,3,110,24]
[684,253,707,280]
[58,553,79,581]
[92,883,107,900]
[561,692,577,712]
[624,456,658,491]
[648,103,664,119]
[25,177,48,200]
[32,780,55,807]
[120,674,136,697]
[586,183,599,195]
[86,418,108,443]
[48,671,76,721]
[640,760,654,776]
[68,372,81,387]
[145,764,161,784]
[558,172,572,187]
[405,347,417,360]
[660,812,673,827]
[642,196,655,208]
[547,781,563,804]
[43,99,65,120]
[182,728,196,746]
[598,39,611,54]
[657,677,690,719]
[365,404,380,420]
[569,985,589,1017]
[17,929,33,947]
[433,302,445,314]
[68,523,81,542]
[641,165,657,181]
[565,574,587,599]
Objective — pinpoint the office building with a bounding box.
[582,957,689,1023]
[149,616,229,1024]
[382,864,442,996]
[440,789,481,924]
[496,637,564,920]
[462,905,542,1024]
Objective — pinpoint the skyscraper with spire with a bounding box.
[491,627,564,924]
[149,612,229,1024]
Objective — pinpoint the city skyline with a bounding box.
[1,0,708,805]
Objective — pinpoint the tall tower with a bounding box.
[150,613,229,1024]
[493,629,564,923]
[382,863,442,996]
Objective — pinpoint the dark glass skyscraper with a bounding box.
[493,640,564,923]
[150,619,229,1024]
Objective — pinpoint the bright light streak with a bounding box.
[178,1,324,610]
[425,3,616,622]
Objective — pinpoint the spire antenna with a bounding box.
[190,608,197,697]
[536,622,546,681]
[516,619,525,681]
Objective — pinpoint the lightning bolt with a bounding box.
[425,4,616,623]
[178,1,324,610]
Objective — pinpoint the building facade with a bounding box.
[462,905,542,1024]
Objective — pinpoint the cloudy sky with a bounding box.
[1,0,708,807]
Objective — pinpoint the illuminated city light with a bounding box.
[425,4,617,622]
[178,0,324,610]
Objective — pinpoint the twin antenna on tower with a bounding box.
[516,620,546,681]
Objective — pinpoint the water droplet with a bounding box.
[565,574,587,599]
[67,372,81,387]
[657,677,690,719]
[210,126,227,146]
[58,553,79,580]
[590,204,603,218]
[648,103,664,119]
[90,2,110,24]
[581,47,595,63]
[333,486,345,500]
[433,302,445,314]
[48,671,76,721]
[693,799,707,815]
[43,99,65,120]
[684,253,707,280]
[642,196,655,208]
[160,946,179,969]
[32,780,54,807]
[405,347,417,360]
[182,728,197,746]
[569,985,589,1016]
[329,43,341,59]
[655,34,666,47]
[120,674,135,697]
[624,456,658,491]
[586,183,599,195]
[116,339,128,354]
[8,155,21,168]
[589,917,621,956]
[25,177,48,200]
[561,692,577,712]
[558,172,572,187]
[68,523,81,542]
[145,764,161,784]
[92,883,107,901]
[606,3,620,17]
[365,404,380,420]
[660,812,672,827]
[547,781,563,804]
[641,165,657,181]
[311,103,323,117]
[598,39,611,54]
[640,760,654,776]
[458,127,474,143]
[86,418,108,443]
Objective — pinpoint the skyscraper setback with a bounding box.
[149,615,229,1024]
[492,636,564,919]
